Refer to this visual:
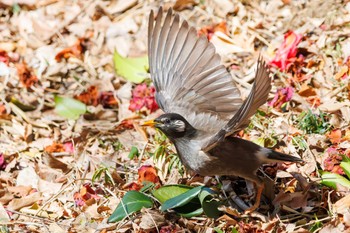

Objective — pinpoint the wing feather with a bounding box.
[202,57,271,151]
[148,7,249,132]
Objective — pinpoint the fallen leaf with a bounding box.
[99,91,118,108]
[16,62,38,89]
[138,165,160,186]
[334,66,348,80]
[298,83,317,97]
[0,203,10,221]
[74,86,100,106]
[173,0,197,11]
[198,21,228,40]
[44,142,66,153]
[7,191,41,211]
[16,166,39,189]
[113,51,148,83]
[7,185,32,197]
[55,38,89,62]
[42,152,70,173]
[327,129,342,144]
[139,209,165,231]
[54,95,87,120]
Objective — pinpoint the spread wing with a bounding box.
[202,58,271,151]
[148,7,243,132]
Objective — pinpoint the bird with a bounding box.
[142,7,303,213]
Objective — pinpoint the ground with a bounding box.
[0,0,350,232]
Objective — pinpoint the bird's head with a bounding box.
[142,113,196,139]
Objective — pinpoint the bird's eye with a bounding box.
[164,119,171,124]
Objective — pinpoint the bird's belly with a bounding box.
[178,150,213,175]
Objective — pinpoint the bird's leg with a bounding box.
[244,182,264,214]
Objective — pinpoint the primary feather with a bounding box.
[148,7,244,134]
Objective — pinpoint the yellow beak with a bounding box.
[141,119,156,126]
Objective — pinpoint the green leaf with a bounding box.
[253,137,265,147]
[340,161,350,180]
[128,146,139,159]
[178,207,203,218]
[108,191,153,223]
[199,187,221,218]
[341,154,350,163]
[161,186,203,211]
[152,185,192,204]
[113,51,148,83]
[320,171,350,190]
[54,96,86,120]
[214,227,224,233]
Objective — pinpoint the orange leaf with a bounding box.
[138,165,160,185]
[335,66,348,80]
[173,0,197,11]
[75,86,99,106]
[298,83,316,97]
[198,21,228,40]
[16,62,38,89]
[44,142,65,153]
[327,129,342,144]
[55,38,89,62]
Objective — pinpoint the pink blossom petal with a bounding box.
[268,87,294,109]
[269,31,302,71]
[63,142,74,154]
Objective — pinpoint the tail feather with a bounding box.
[267,150,303,163]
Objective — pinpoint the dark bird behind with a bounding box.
[144,7,303,213]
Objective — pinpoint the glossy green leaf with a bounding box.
[160,186,203,211]
[340,161,350,180]
[178,207,203,218]
[113,51,148,83]
[152,185,192,204]
[199,187,221,218]
[54,96,86,120]
[320,171,350,190]
[108,191,153,223]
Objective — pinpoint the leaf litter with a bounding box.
[0,0,350,232]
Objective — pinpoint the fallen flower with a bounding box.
[63,142,75,154]
[268,86,294,110]
[0,50,10,65]
[270,31,302,71]
[0,153,7,170]
[129,84,158,113]
[323,147,347,175]
[73,183,101,207]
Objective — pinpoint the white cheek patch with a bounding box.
[255,147,271,162]
[173,120,186,132]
